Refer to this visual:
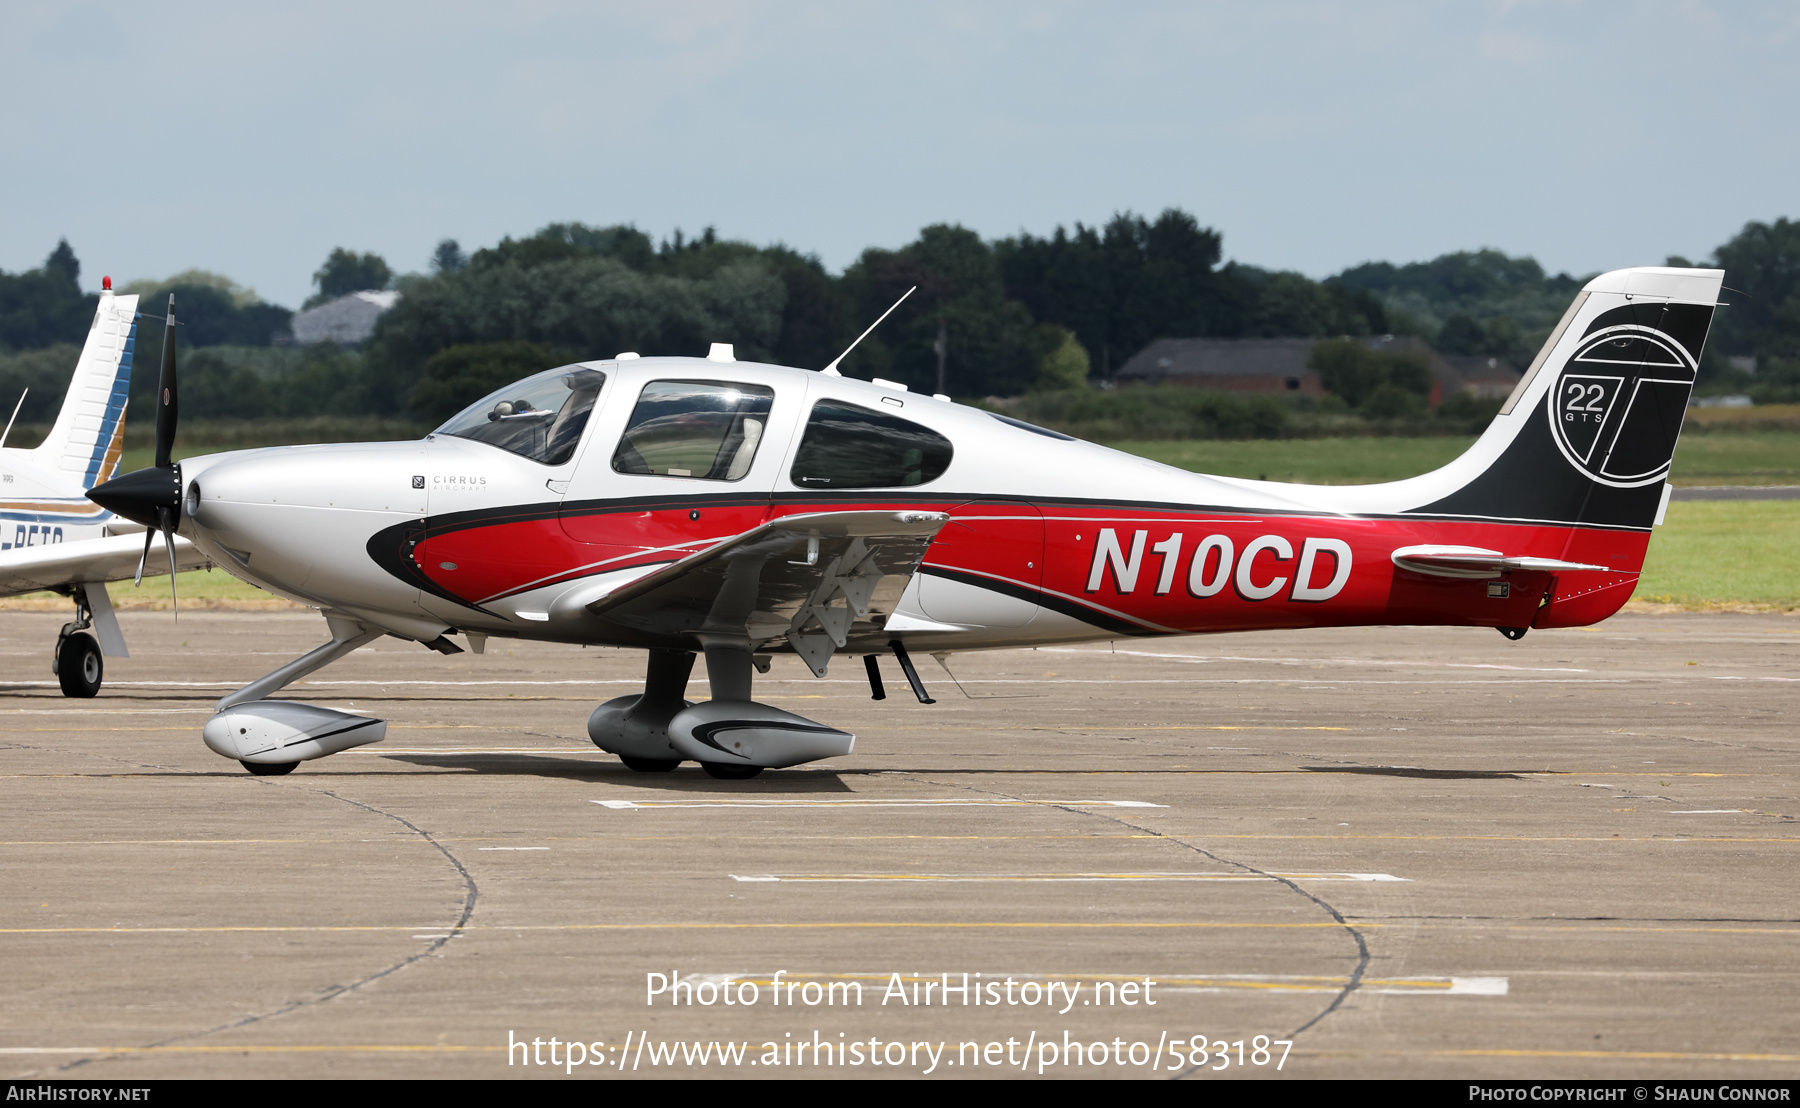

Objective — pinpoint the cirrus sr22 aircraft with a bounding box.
[90,266,1721,778]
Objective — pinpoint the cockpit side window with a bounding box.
[789,399,954,489]
[434,366,605,466]
[611,380,776,481]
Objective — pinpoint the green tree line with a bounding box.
[3,214,1799,427]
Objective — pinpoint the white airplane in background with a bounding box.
[1,284,209,696]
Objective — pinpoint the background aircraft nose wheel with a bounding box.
[55,632,102,698]
[239,761,297,777]
[701,762,763,780]
[619,756,681,772]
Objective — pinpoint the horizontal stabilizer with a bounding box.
[1390,544,1609,581]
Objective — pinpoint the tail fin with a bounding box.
[31,290,141,490]
[1406,266,1723,530]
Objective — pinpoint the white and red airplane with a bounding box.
[91,266,1720,777]
[1,284,208,696]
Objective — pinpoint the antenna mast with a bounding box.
[822,286,916,376]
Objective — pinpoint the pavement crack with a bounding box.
[899,771,1370,1078]
[53,786,479,1075]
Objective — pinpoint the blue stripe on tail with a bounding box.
[81,318,136,489]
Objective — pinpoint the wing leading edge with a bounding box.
[0,531,212,597]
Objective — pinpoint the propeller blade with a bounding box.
[153,294,178,470]
[134,526,154,587]
[161,519,179,620]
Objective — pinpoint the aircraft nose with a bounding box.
[186,442,429,516]
[88,464,181,529]
[180,441,430,602]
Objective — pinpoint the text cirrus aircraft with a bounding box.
[90,266,1720,778]
[1,284,208,697]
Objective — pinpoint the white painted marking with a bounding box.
[728,871,1408,883]
[16,677,1795,692]
[1154,974,1506,996]
[593,798,1167,810]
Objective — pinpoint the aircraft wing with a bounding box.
[0,532,212,597]
[1390,544,1609,580]
[581,510,950,674]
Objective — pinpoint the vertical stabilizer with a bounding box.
[31,291,140,490]
[1403,267,1724,530]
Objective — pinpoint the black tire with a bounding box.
[56,633,102,698]
[701,762,763,780]
[619,756,681,772]
[240,760,297,776]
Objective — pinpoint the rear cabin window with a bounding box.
[789,399,953,489]
[612,380,776,481]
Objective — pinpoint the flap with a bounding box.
[1390,544,1610,581]
[583,510,949,673]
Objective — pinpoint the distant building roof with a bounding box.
[1117,337,1316,385]
[291,289,400,346]
[1116,334,1504,400]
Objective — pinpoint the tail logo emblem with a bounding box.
[1547,325,1696,488]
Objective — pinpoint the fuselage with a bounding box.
[0,446,137,580]
[175,355,1651,657]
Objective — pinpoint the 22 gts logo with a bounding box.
[1084,528,1352,603]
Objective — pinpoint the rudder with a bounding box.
[30,290,141,490]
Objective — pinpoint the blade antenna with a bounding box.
[0,388,26,449]
[822,285,915,377]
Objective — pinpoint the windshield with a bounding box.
[434,365,606,465]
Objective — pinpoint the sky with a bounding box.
[2,1,1795,307]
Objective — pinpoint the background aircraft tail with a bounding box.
[1402,266,1723,532]
[29,290,140,490]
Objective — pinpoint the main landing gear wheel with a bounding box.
[701,762,763,780]
[619,756,681,773]
[240,760,297,777]
[56,633,102,698]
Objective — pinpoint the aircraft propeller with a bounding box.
[87,294,182,613]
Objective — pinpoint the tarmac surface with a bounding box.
[1,609,1796,1081]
